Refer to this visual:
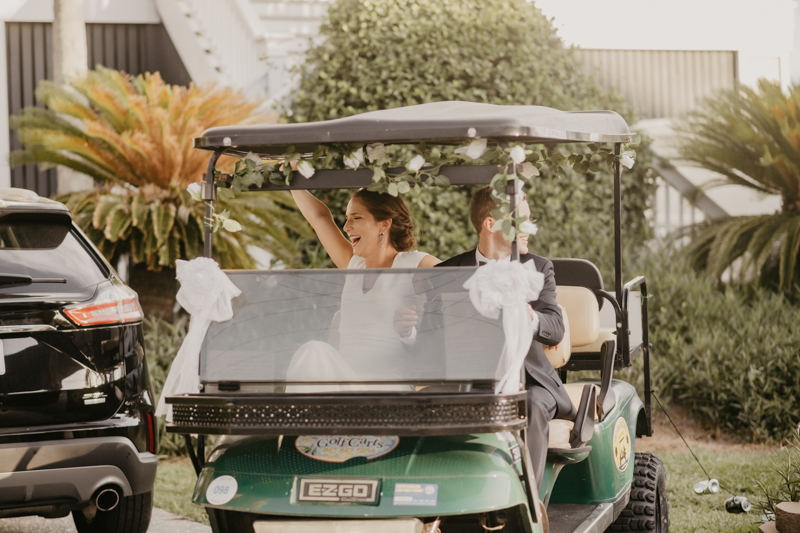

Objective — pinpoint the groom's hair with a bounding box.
[470,187,495,233]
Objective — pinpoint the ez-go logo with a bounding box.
[297,478,380,504]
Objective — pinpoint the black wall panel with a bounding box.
[6,22,191,197]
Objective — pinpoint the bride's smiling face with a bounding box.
[343,197,390,257]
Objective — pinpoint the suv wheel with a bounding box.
[608,453,669,532]
[72,491,153,533]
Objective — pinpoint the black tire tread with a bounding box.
[72,491,153,533]
[608,453,669,532]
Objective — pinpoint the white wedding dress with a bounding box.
[286,251,428,392]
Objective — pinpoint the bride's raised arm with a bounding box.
[291,190,353,268]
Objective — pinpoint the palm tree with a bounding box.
[10,67,313,315]
[674,79,800,295]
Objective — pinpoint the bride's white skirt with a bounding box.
[285,340,411,393]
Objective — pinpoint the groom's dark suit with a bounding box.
[436,249,576,489]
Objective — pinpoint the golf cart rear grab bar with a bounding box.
[165,391,528,437]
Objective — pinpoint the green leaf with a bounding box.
[217,188,235,202]
[387,182,399,196]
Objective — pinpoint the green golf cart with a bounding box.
[165,102,667,533]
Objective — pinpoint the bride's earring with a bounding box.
[380,232,385,247]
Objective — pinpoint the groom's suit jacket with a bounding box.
[436,249,575,420]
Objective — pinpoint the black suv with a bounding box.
[0,188,156,533]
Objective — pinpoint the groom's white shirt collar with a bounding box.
[475,248,511,264]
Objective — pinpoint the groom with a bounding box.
[436,187,576,489]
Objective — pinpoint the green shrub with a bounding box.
[143,315,190,456]
[633,248,800,442]
[286,0,655,271]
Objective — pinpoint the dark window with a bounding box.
[0,217,107,291]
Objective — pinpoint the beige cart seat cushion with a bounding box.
[547,383,601,448]
[555,286,600,347]
[545,286,601,369]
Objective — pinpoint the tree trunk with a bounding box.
[53,0,94,194]
[129,264,178,321]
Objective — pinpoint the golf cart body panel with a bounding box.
[194,101,635,157]
[192,433,529,518]
[547,380,642,505]
[167,100,665,532]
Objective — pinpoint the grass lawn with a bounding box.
[154,458,208,524]
[649,448,777,533]
[153,440,784,532]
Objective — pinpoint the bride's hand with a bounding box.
[393,305,419,338]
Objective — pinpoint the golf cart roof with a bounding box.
[194,101,635,157]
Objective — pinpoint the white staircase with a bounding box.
[155,0,330,106]
[251,0,331,107]
[155,0,270,98]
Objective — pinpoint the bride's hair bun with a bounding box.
[351,189,415,251]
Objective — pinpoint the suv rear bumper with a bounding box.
[0,436,157,508]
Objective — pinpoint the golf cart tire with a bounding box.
[608,453,668,532]
[72,491,152,533]
[207,508,257,533]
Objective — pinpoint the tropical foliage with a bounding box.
[10,66,312,270]
[675,79,800,295]
[285,0,656,271]
[755,431,800,518]
[629,248,800,442]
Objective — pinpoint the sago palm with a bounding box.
[10,66,312,271]
[675,79,800,294]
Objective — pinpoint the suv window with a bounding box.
[0,215,108,291]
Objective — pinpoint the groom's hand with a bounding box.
[393,305,419,338]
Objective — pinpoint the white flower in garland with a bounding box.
[366,142,386,162]
[454,138,487,160]
[620,150,635,169]
[519,162,540,179]
[297,160,316,179]
[222,219,242,232]
[244,152,263,168]
[510,146,526,165]
[344,147,365,169]
[408,154,426,172]
[187,182,202,202]
[520,220,539,236]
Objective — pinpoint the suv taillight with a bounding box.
[64,283,144,326]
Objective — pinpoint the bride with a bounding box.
[287,189,440,389]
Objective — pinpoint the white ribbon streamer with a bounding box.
[155,257,242,420]
[463,260,545,394]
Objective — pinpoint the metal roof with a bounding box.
[195,101,635,156]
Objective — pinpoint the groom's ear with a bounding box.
[482,216,496,234]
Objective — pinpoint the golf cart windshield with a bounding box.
[201,267,504,390]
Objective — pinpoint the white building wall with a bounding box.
[535,0,796,88]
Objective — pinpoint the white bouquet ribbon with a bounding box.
[155,257,242,420]
[463,260,545,394]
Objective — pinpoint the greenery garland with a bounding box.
[192,139,637,242]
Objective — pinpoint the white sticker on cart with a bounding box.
[206,475,238,505]
[295,435,399,463]
[393,483,438,507]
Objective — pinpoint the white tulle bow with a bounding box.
[463,260,545,394]
[155,258,242,420]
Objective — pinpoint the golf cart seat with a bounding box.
[545,259,619,450]
[545,285,603,450]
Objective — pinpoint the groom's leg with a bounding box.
[526,384,558,492]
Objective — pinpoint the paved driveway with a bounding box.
[0,508,211,533]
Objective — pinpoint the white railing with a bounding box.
[650,154,728,240]
[181,0,268,92]
[157,0,269,95]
